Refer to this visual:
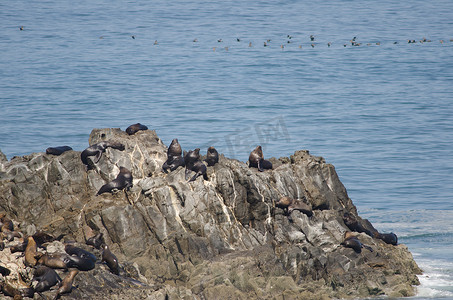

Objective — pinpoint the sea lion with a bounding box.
[343,212,397,245]
[33,265,61,292]
[167,138,182,156]
[342,212,379,238]
[96,166,133,196]
[162,139,185,173]
[0,216,14,232]
[184,149,208,182]
[46,146,73,156]
[64,244,96,271]
[24,236,40,267]
[378,232,398,245]
[0,281,33,299]
[276,197,313,217]
[125,123,148,135]
[205,146,219,166]
[33,231,63,245]
[10,239,28,253]
[53,269,78,300]
[38,253,68,270]
[101,244,119,275]
[187,161,208,182]
[248,146,273,172]
[80,141,125,170]
[86,232,104,249]
[341,231,373,253]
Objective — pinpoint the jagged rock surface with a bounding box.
[0,128,421,299]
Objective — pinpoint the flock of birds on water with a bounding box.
[18,26,452,52]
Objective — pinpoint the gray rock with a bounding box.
[0,128,422,299]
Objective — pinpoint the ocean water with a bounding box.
[1,0,453,298]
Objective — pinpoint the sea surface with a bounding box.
[1,0,453,298]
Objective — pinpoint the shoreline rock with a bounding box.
[0,128,422,299]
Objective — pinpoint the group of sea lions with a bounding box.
[0,215,119,299]
[1,125,145,299]
[161,140,272,181]
[79,124,147,196]
[161,138,218,182]
[274,196,398,253]
[42,122,398,273]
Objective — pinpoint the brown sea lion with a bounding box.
[0,281,33,299]
[0,216,14,232]
[125,123,148,135]
[53,269,78,300]
[162,139,185,173]
[101,244,119,275]
[205,146,219,166]
[81,141,125,170]
[341,231,373,253]
[167,138,182,156]
[184,149,208,182]
[32,231,63,245]
[342,212,379,238]
[248,146,272,172]
[38,253,68,270]
[96,166,133,196]
[343,212,397,245]
[33,265,62,292]
[276,197,313,217]
[46,146,73,155]
[24,236,40,267]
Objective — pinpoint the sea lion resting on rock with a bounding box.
[10,238,28,253]
[0,214,14,232]
[162,139,185,173]
[249,146,272,172]
[184,148,208,182]
[54,269,78,300]
[343,212,398,245]
[38,253,69,270]
[276,196,313,217]
[125,123,148,135]
[33,231,63,245]
[0,281,34,299]
[86,232,104,249]
[81,141,125,170]
[33,265,61,292]
[205,146,219,166]
[46,146,73,156]
[341,231,373,253]
[25,236,41,267]
[96,167,133,196]
[64,244,96,271]
[101,244,119,275]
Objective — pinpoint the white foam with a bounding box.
[415,258,453,298]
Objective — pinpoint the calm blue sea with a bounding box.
[1,1,453,298]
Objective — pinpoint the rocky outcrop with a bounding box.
[0,128,421,299]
